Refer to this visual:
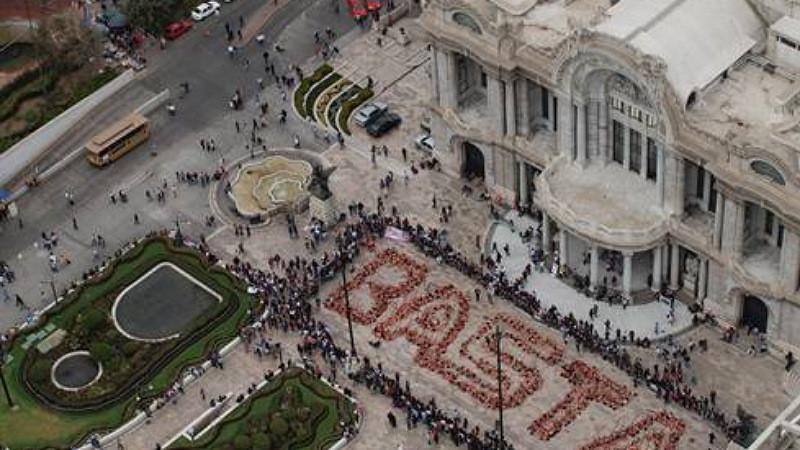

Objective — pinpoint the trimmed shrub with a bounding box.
[29,359,52,383]
[81,309,106,335]
[122,341,139,357]
[89,341,115,364]
[233,435,252,450]
[251,433,271,449]
[269,415,288,436]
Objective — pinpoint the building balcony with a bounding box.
[534,157,668,250]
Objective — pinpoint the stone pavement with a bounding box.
[489,212,694,339]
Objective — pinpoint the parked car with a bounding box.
[353,101,388,127]
[164,20,193,39]
[191,1,220,21]
[367,112,402,137]
[414,133,435,153]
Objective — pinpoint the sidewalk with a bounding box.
[488,212,693,339]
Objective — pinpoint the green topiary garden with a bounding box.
[168,368,356,450]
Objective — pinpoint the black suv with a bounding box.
[366,112,402,137]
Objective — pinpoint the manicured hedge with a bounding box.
[293,63,333,118]
[303,73,341,123]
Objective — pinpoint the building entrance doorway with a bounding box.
[462,142,485,181]
[740,295,768,334]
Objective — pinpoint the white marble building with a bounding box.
[420,0,800,350]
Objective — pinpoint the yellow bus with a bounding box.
[85,113,150,167]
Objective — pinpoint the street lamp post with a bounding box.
[0,347,15,409]
[340,243,357,358]
[495,325,504,450]
[40,280,57,303]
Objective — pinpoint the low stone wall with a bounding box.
[0,69,135,188]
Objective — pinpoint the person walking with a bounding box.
[387,411,397,428]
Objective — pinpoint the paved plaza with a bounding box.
[0,6,796,450]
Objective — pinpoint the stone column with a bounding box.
[721,198,744,257]
[559,228,569,267]
[713,191,724,249]
[504,78,517,136]
[656,143,665,207]
[519,162,528,207]
[517,79,530,137]
[697,258,708,301]
[576,102,586,165]
[430,46,440,105]
[640,131,648,178]
[781,229,800,292]
[598,100,608,164]
[542,211,551,254]
[673,155,685,217]
[587,99,600,161]
[487,75,504,134]
[557,94,571,157]
[702,170,712,211]
[590,245,600,289]
[622,251,633,297]
[652,246,663,291]
[622,124,630,169]
[437,49,457,110]
[670,243,681,290]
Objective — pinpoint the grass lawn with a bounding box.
[0,237,252,449]
[168,368,355,450]
[0,65,119,154]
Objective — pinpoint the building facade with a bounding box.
[420,0,800,350]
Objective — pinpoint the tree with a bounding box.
[123,0,188,36]
[89,342,115,365]
[34,11,99,72]
[233,435,252,450]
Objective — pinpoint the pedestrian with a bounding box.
[387,411,397,428]
[200,388,206,401]
[134,213,140,225]
[72,217,79,230]
[15,294,25,309]
[401,147,407,162]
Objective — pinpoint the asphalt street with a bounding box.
[0,0,365,331]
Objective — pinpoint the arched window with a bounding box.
[750,160,785,185]
[452,12,482,35]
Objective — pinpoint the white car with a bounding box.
[354,101,388,127]
[414,133,435,153]
[191,1,220,21]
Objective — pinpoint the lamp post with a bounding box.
[40,279,57,303]
[340,243,357,358]
[495,325,504,450]
[0,347,15,409]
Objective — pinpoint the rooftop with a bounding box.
[686,60,800,152]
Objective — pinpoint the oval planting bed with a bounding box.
[51,351,102,391]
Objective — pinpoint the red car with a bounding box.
[164,20,192,40]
